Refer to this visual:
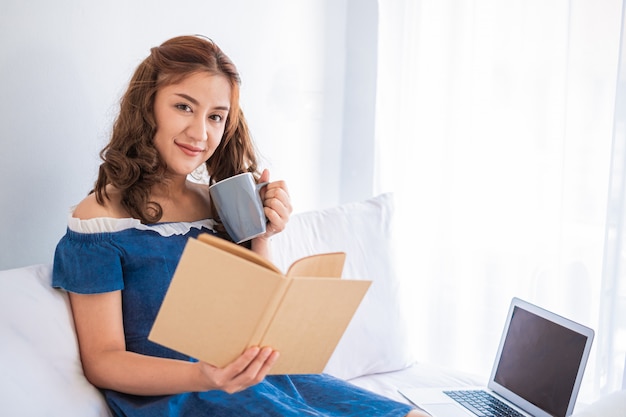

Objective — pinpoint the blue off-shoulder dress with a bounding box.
[52,215,414,417]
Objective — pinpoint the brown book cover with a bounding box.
[148,233,371,374]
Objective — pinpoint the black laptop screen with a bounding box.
[493,306,588,417]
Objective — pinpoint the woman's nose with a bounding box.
[187,116,208,142]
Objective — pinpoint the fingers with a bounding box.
[258,168,270,184]
[231,346,275,377]
[254,169,292,237]
[263,181,292,235]
[237,347,280,386]
[202,346,279,394]
[227,347,279,393]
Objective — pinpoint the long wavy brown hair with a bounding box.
[93,35,259,223]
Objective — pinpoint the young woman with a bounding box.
[52,35,425,417]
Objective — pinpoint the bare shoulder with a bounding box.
[72,187,129,220]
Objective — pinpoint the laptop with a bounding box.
[399,297,594,417]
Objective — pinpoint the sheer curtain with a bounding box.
[374,0,624,402]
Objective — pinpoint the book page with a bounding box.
[286,252,346,278]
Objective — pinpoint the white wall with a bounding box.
[0,0,378,270]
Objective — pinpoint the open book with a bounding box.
[148,233,371,374]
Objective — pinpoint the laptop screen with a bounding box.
[492,304,591,417]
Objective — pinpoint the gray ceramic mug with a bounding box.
[208,172,269,243]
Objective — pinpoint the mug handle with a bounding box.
[255,181,270,223]
[256,181,270,193]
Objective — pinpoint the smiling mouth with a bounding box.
[176,142,206,156]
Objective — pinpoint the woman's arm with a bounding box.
[69,291,279,396]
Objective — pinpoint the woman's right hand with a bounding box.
[196,346,280,394]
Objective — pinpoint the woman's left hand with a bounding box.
[257,169,292,238]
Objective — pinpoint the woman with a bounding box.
[53,35,425,416]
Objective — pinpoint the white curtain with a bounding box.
[375,0,625,402]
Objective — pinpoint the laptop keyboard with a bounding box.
[443,390,525,417]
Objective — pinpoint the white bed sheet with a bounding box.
[348,362,483,405]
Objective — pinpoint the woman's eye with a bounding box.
[209,114,223,122]
[176,104,192,112]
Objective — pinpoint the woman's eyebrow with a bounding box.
[174,93,230,111]
[175,93,200,105]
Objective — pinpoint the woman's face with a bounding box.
[153,72,232,178]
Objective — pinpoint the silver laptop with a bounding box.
[399,297,594,417]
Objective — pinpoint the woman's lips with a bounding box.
[176,142,205,157]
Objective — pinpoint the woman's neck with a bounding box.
[150,179,212,223]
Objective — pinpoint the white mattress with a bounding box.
[348,362,483,404]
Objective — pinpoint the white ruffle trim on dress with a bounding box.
[67,212,217,237]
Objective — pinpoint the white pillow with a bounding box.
[271,193,415,380]
[0,264,111,417]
